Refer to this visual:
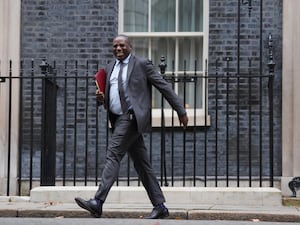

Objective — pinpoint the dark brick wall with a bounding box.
[208,0,282,177]
[19,0,282,184]
[20,0,119,181]
[21,0,117,63]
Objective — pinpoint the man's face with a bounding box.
[112,36,132,61]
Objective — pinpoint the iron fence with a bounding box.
[0,58,275,196]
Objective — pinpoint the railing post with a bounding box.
[40,59,58,186]
[159,56,168,186]
[267,33,275,187]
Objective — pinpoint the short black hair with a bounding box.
[115,34,132,48]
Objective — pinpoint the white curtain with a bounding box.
[151,0,175,32]
[179,0,203,32]
[124,0,148,32]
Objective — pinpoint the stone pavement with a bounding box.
[0,196,300,222]
[0,187,300,222]
[0,218,299,225]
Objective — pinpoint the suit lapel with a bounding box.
[126,55,135,83]
[104,61,116,103]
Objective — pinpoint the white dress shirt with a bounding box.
[109,54,131,115]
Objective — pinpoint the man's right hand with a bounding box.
[96,90,104,105]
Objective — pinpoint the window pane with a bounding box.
[151,37,175,108]
[150,37,175,70]
[178,37,203,71]
[178,78,203,109]
[121,0,206,111]
[179,0,203,32]
[130,38,149,58]
[151,0,175,32]
[124,0,148,32]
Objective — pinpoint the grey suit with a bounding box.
[95,54,186,206]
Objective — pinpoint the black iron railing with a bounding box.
[0,57,276,196]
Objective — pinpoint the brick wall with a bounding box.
[19,0,282,184]
[21,0,117,62]
[20,0,118,180]
[208,0,282,177]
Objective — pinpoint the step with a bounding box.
[30,186,282,207]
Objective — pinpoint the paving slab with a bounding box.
[1,188,300,222]
[30,186,283,206]
[0,196,300,222]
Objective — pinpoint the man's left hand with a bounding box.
[179,114,188,129]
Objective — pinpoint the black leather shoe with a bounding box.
[144,206,169,219]
[74,197,102,218]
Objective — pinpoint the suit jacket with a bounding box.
[104,55,186,133]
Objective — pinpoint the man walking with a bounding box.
[75,34,188,219]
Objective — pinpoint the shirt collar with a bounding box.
[116,54,131,65]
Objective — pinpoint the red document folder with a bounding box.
[94,68,106,93]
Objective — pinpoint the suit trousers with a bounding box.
[94,112,166,206]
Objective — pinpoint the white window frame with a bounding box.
[118,0,210,127]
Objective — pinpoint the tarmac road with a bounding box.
[0,218,299,225]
